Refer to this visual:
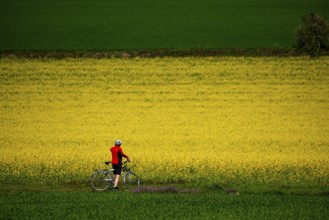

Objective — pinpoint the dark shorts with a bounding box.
[112,164,122,175]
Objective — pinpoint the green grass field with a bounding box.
[1,191,328,219]
[1,0,329,50]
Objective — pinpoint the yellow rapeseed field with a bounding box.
[0,57,328,189]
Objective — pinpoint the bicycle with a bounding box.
[91,161,140,191]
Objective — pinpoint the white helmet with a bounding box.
[115,140,122,146]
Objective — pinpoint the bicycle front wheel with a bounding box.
[91,170,113,191]
[123,172,140,189]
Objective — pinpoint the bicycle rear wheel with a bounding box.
[123,172,140,190]
[91,170,113,191]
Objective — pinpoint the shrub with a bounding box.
[295,13,329,58]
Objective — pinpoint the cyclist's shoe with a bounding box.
[113,187,119,190]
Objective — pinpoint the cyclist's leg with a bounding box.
[112,164,122,188]
[114,174,120,187]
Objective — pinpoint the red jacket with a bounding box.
[110,146,129,165]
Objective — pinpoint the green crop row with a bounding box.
[1,0,329,50]
[1,191,329,219]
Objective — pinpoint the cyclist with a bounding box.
[110,139,130,190]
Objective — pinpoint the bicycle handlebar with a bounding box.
[104,160,130,166]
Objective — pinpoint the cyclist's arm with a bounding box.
[119,148,130,161]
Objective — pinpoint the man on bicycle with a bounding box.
[110,140,130,190]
